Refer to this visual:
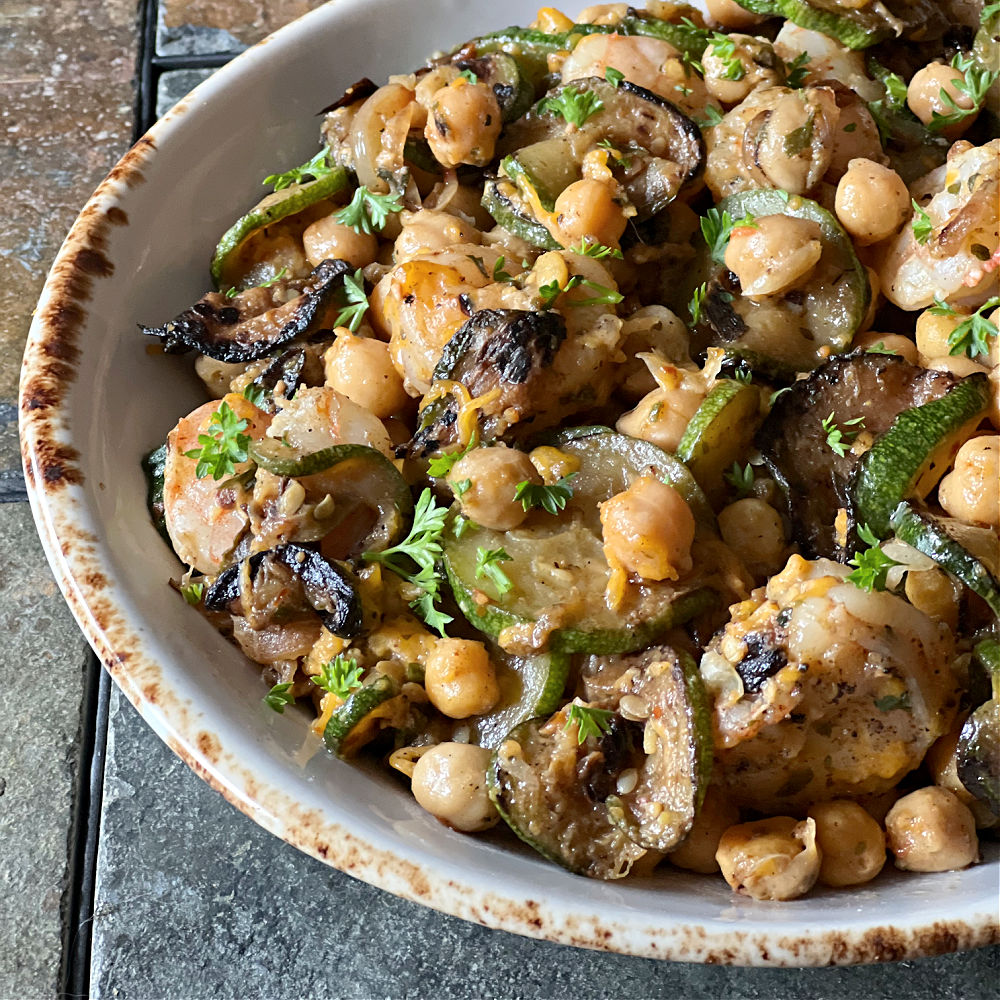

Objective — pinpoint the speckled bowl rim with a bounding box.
[19,0,1000,967]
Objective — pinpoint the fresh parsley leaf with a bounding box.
[313,655,363,699]
[452,478,471,497]
[259,267,288,288]
[847,523,901,592]
[724,462,755,498]
[874,691,911,712]
[537,85,604,127]
[458,68,478,83]
[514,473,576,515]
[597,138,632,167]
[363,488,452,635]
[700,207,756,264]
[451,513,471,539]
[184,400,251,481]
[929,295,1000,358]
[732,369,753,384]
[784,51,810,89]
[333,268,369,332]
[821,412,864,458]
[224,286,239,299]
[263,146,336,191]
[564,703,614,744]
[475,546,513,596]
[180,581,204,605]
[984,1,1000,20]
[708,32,746,81]
[928,53,998,132]
[538,274,622,309]
[689,282,708,325]
[241,383,266,407]
[334,185,404,235]
[695,105,724,129]
[605,66,625,87]
[572,238,623,260]
[769,385,792,406]
[911,199,933,245]
[866,341,898,355]
[427,436,477,478]
[264,682,296,713]
[492,255,515,283]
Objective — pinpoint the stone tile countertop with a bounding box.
[2,1,998,997]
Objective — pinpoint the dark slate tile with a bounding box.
[90,688,999,1000]
[157,69,217,119]
[0,503,92,999]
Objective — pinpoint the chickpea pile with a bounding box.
[154,0,999,907]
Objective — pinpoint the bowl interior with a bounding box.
[21,0,999,965]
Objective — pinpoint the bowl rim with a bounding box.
[18,0,1000,967]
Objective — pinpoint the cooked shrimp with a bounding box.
[773,22,882,102]
[700,555,961,811]
[560,33,710,116]
[878,139,1000,310]
[163,393,271,575]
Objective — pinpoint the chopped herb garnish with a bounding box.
[911,199,933,245]
[564,703,614,743]
[263,146,336,191]
[242,383,266,407]
[514,474,576,515]
[537,85,604,127]
[605,66,625,87]
[695,105,724,129]
[264,682,296,713]
[452,478,471,497]
[180,581,204,605]
[732,369,753,384]
[458,68,478,84]
[492,255,515,283]
[224,286,239,299]
[701,206,757,264]
[769,385,792,406]
[821,412,865,457]
[783,117,815,157]
[929,295,1000,358]
[452,513,471,539]
[708,32,745,81]
[928,53,997,132]
[475,546,513,596]
[334,185,404,235]
[866,341,898,355]
[313,655,363,699]
[724,462,755,498]
[259,267,288,288]
[538,274,622,309]
[847,524,901,592]
[784,51,810,89]
[184,400,251,481]
[688,282,708,325]
[332,268,370,332]
[427,436,477,478]
[572,238,623,260]
[874,691,911,712]
[597,138,632,167]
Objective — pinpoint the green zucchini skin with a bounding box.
[142,443,170,544]
[481,178,561,250]
[853,373,991,538]
[323,675,401,757]
[889,502,1000,619]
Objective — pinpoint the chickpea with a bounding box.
[617,373,707,453]
[668,786,740,874]
[706,0,766,29]
[394,209,481,264]
[724,214,823,297]
[551,178,628,250]
[703,34,782,105]
[424,79,502,168]
[807,800,886,888]
[424,638,499,719]
[834,158,910,246]
[938,436,1000,528]
[599,475,695,581]
[851,330,919,364]
[575,3,628,25]
[926,721,999,829]
[323,332,410,419]
[907,62,978,136]
[885,786,979,872]
[449,445,539,531]
[716,816,821,900]
[904,567,961,630]
[718,498,787,577]
[916,307,961,364]
[302,214,378,269]
[410,742,499,832]
[925,354,992,379]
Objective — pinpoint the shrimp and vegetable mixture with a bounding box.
[143,0,1000,900]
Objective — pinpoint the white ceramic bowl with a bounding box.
[20,0,999,965]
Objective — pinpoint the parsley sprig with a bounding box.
[334,185,404,235]
[184,400,251,481]
[333,268,370,332]
[426,436,477,479]
[264,682,296,713]
[514,474,576,515]
[928,53,997,132]
[565,703,614,744]
[180,580,204,605]
[572,239,623,260]
[537,85,604,127]
[701,207,756,264]
[784,51,810,89]
[537,275,623,310]
[821,412,865,458]
[263,146,336,191]
[313,655,363,699]
[694,105,724,129]
[688,282,708,325]
[475,547,513,596]
[724,462,755,498]
[708,32,745,81]
[929,295,1000,358]
[911,199,933,245]
[847,525,901,592]
[363,488,452,635]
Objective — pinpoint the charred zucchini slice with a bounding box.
[690,189,869,372]
[142,443,169,543]
[853,373,991,538]
[676,379,762,505]
[605,647,712,852]
[956,638,1000,816]
[756,353,960,559]
[488,713,648,879]
[451,50,534,123]
[890,502,1000,619]
[481,178,562,250]
[323,674,402,758]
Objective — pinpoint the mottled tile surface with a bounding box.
[156,68,216,118]
[91,689,999,1000]
[157,0,329,55]
[0,504,92,1000]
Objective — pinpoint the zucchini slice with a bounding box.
[481,178,562,250]
[733,0,945,49]
[467,647,571,749]
[451,50,534,123]
[676,379,762,505]
[142,443,169,543]
[756,353,960,559]
[248,441,413,556]
[690,189,869,372]
[323,674,402,758]
[605,647,712,852]
[210,166,350,289]
[488,713,649,879]
[956,638,1000,816]
[889,502,1000,619]
[852,373,991,538]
